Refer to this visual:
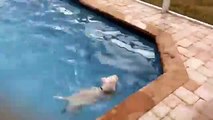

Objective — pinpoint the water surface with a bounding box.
[0,0,162,120]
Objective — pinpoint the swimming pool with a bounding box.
[0,0,162,120]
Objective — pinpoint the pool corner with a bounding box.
[79,0,191,119]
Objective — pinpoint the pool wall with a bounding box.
[79,0,190,120]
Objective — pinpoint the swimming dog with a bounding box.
[54,75,119,113]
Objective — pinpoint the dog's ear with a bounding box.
[101,77,107,83]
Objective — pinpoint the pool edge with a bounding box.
[79,0,190,120]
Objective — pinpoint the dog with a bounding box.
[53,75,119,113]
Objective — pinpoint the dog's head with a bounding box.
[101,75,119,93]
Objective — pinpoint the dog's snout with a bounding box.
[112,75,119,81]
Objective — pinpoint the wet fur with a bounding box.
[54,75,118,113]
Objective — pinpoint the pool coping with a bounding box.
[79,0,189,119]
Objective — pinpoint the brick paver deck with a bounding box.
[81,0,213,119]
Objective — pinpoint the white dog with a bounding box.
[54,75,119,113]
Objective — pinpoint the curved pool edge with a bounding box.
[79,0,191,119]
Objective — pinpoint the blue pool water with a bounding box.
[0,0,162,120]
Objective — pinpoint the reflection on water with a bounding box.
[0,95,36,120]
